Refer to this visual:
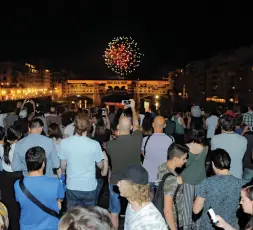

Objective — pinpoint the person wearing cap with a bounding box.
[114,165,167,230]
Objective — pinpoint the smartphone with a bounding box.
[122,100,131,106]
[208,208,218,224]
[102,108,106,116]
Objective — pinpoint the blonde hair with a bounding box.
[122,181,151,205]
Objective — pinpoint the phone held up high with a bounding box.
[122,100,131,106]
[102,108,106,116]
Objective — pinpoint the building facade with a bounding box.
[183,46,253,105]
[0,62,52,101]
[62,79,171,106]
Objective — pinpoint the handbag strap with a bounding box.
[186,146,206,171]
[143,135,152,157]
[19,179,59,219]
[173,185,180,228]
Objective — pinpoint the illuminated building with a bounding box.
[0,62,52,101]
[183,46,253,104]
[62,79,171,106]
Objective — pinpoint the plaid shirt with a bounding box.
[243,111,253,127]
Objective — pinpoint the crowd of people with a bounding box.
[0,98,253,230]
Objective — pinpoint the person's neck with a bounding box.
[129,200,150,211]
[30,131,41,135]
[215,169,230,176]
[153,128,163,134]
[166,161,176,172]
[221,130,234,134]
[119,130,130,136]
[75,132,87,137]
[28,169,43,177]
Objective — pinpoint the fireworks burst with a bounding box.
[104,36,143,75]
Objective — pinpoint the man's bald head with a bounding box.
[153,116,166,131]
[118,116,132,133]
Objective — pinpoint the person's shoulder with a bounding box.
[139,203,167,225]
[14,179,21,190]
[38,176,61,185]
[212,133,221,139]
[16,135,28,145]
[87,137,101,146]
[164,173,177,184]
[232,133,247,143]
[39,134,51,141]
[133,129,142,136]
[164,134,174,142]
[142,136,148,142]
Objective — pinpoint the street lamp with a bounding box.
[155,95,159,99]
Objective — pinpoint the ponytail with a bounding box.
[3,136,11,165]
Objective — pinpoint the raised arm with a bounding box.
[130,99,139,132]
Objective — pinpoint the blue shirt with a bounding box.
[196,175,246,230]
[12,134,60,177]
[14,176,64,230]
[60,135,104,191]
[211,133,247,178]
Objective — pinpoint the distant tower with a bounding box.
[167,70,177,113]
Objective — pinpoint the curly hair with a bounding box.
[59,206,113,230]
[121,181,151,205]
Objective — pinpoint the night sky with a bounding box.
[0,1,252,79]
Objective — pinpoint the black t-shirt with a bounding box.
[243,132,253,170]
[61,111,76,127]
[92,129,111,179]
[107,129,143,184]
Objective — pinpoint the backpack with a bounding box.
[153,173,180,226]
[164,119,176,136]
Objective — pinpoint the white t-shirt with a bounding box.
[124,202,167,230]
[0,143,16,172]
[206,115,218,138]
[64,123,75,137]
[0,113,7,127]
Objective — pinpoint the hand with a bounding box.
[129,99,135,109]
[124,105,130,110]
[176,176,183,184]
[215,215,229,229]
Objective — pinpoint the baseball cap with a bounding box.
[111,165,149,185]
[224,110,236,118]
[19,109,27,119]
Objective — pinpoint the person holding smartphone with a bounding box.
[193,149,247,230]
[214,185,253,230]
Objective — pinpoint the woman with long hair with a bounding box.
[92,113,110,205]
[141,112,154,137]
[216,185,253,230]
[0,126,22,230]
[48,123,63,157]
